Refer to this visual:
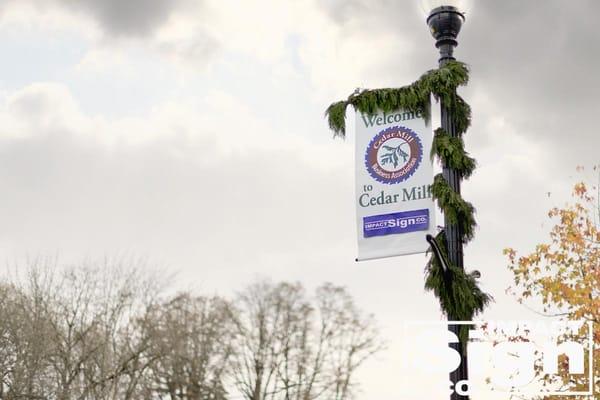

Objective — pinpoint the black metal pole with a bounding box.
[442,98,469,400]
[426,6,469,399]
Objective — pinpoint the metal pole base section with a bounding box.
[449,325,469,399]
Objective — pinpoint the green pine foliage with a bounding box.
[431,174,477,242]
[325,61,491,337]
[425,231,493,342]
[431,128,476,178]
[325,61,469,137]
[450,95,472,135]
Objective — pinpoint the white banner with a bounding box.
[355,107,436,261]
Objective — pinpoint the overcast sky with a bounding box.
[0,0,598,398]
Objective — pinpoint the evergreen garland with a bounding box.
[425,231,492,343]
[325,61,469,138]
[431,128,476,178]
[325,61,492,341]
[430,174,476,242]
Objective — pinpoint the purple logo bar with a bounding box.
[363,209,429,238]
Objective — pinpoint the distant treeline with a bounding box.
[0,259,382,400]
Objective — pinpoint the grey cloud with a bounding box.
[157,33,219,67]
[0,0,220,67]
[460,1,600,170]
[317,0,451,88]
[320,0,600,113]
[318,0,371,24]
[0,0,197,37]
[463,1,599,114]
[8,89,53,117]
[319,0,600,174]
[61,0,189,36]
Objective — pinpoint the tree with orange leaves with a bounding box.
[505,178,600,398]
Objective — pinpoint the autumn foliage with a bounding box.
[505,180,600,397]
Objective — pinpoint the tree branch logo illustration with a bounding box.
[380,143,409,168]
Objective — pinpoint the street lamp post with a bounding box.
[422,1,469,398]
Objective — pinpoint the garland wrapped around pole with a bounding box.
[325,61,492,343]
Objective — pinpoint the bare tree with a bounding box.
[0,264,381,400]
[230,282,383,400]
[314,284,382,400]
[140,293,235,400]
[75,259,165,400]
[0,265,58,399]
[0,257,163,400]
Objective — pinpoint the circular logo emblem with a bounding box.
[365,126,423,184]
